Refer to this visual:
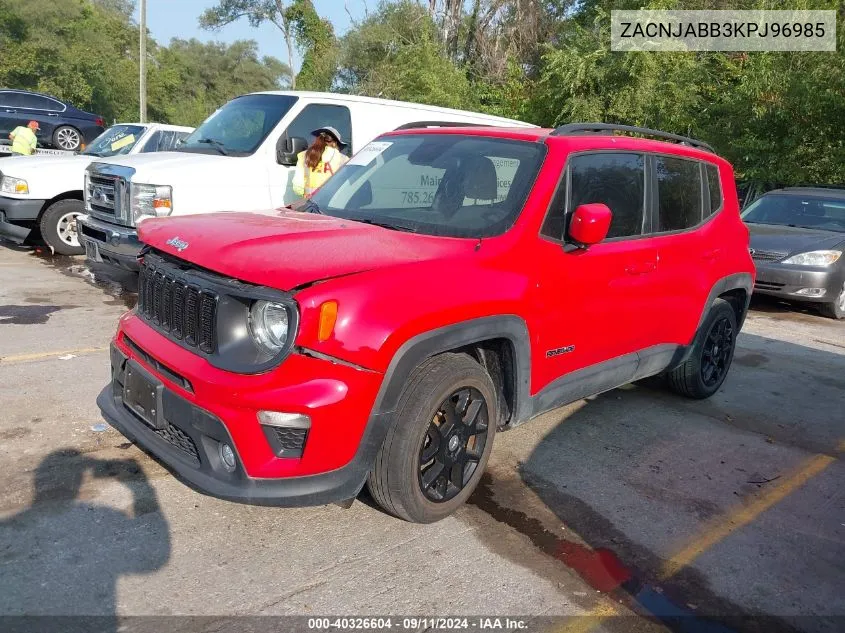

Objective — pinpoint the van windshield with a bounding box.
[177,94,297,157]
[305,134,546,238]
[82,125,146,157]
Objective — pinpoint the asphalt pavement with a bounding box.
[0,243,842,633]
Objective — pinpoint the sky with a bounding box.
[134,0,369,70]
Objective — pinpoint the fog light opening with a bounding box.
[219,442,237,471]
[794,287,826,297]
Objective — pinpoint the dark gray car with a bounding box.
[743,187,845,319]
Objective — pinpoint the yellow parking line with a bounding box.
[556,447,838,633]
[0,346,109,364]
[660,452,835,579]
[556,603,622,633]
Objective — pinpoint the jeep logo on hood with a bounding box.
[166,236,189,252]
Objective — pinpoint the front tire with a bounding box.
[368,353,497,523]
[52,125,82,151]
[667,298,738,399]
[39,199,85,255]
[819,282,845,320]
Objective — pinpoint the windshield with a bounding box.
[742,193,845,233]
[177,94,297,156]
[82,125,146,157]
[308,134,546,238]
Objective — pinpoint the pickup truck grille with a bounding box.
[85,164,134,226]
[137,256,217,354]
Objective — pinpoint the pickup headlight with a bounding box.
[249,300,291,353]
[131,183,172,222]
[782,250,842,266]
[0,175,29,195]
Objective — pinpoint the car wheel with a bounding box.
[52,125,82,151]
[39,199,85,255]
[368,352,497,523]
[667,298,738,399]
[819,282,845,320]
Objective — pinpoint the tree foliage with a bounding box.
[1,0,288,127]
[2,0,843,184]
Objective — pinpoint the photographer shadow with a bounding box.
[0,449,171,627]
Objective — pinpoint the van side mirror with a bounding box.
[277,135,308,166]
[567,203,612,248]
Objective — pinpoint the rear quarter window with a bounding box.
[706,163,722,215]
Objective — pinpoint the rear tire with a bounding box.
[368,353,497,523]
[667,298,737,399]
[819,282,845,320]
[39,199,85,255]
[52,125,82,151]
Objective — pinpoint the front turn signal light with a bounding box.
[317,301,338,342]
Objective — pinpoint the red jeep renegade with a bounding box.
[97,124,754,523]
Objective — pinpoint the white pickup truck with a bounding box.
[0,122,193,254]
[77,91,534,270]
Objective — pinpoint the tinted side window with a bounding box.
[567,153,645,239]
[139,131,162,153]
[0,92,26,107]
[706,164,722,215]
[284,104,353,156]
[18,94,61,110]
[656,156,703,232]
[0,92,10,107]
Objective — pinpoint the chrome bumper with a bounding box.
[77,214,141,271]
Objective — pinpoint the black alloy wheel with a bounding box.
[418,387,489,503]
[700,316,734,388]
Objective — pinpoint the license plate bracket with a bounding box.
[123,360,165,430]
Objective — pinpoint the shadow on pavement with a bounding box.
[0,449,170,629]
[468,333,844,633]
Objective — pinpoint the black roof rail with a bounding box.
[550,123,714,153]
[393,121,488,130]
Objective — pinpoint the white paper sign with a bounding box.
[348,141,392,166]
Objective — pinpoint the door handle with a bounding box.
[625,261,657,275]
[48,113,59,117]
[702,248,721,261]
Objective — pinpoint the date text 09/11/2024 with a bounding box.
[306,618,528,630]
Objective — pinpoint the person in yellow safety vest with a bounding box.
[9,120,40,156]
[292,127,349,198]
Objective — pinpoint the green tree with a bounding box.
[148,38,289,126]
[337,0,473,109]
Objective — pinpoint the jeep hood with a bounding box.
[138,211,472,290]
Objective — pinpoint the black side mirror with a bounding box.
[277,135,308,166]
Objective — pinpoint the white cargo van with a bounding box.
[77,91,534,270]
[0,122,193,254]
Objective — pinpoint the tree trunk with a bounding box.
[274,0,296,89]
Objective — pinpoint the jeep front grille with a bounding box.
[138,258,218,354]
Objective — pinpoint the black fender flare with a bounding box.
[671,272,753,368]
[370,314,532,419]
[343,315,532,497]
[696,272,754,331]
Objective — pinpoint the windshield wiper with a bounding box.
[351,218,418,233]
[195,138,229,156]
